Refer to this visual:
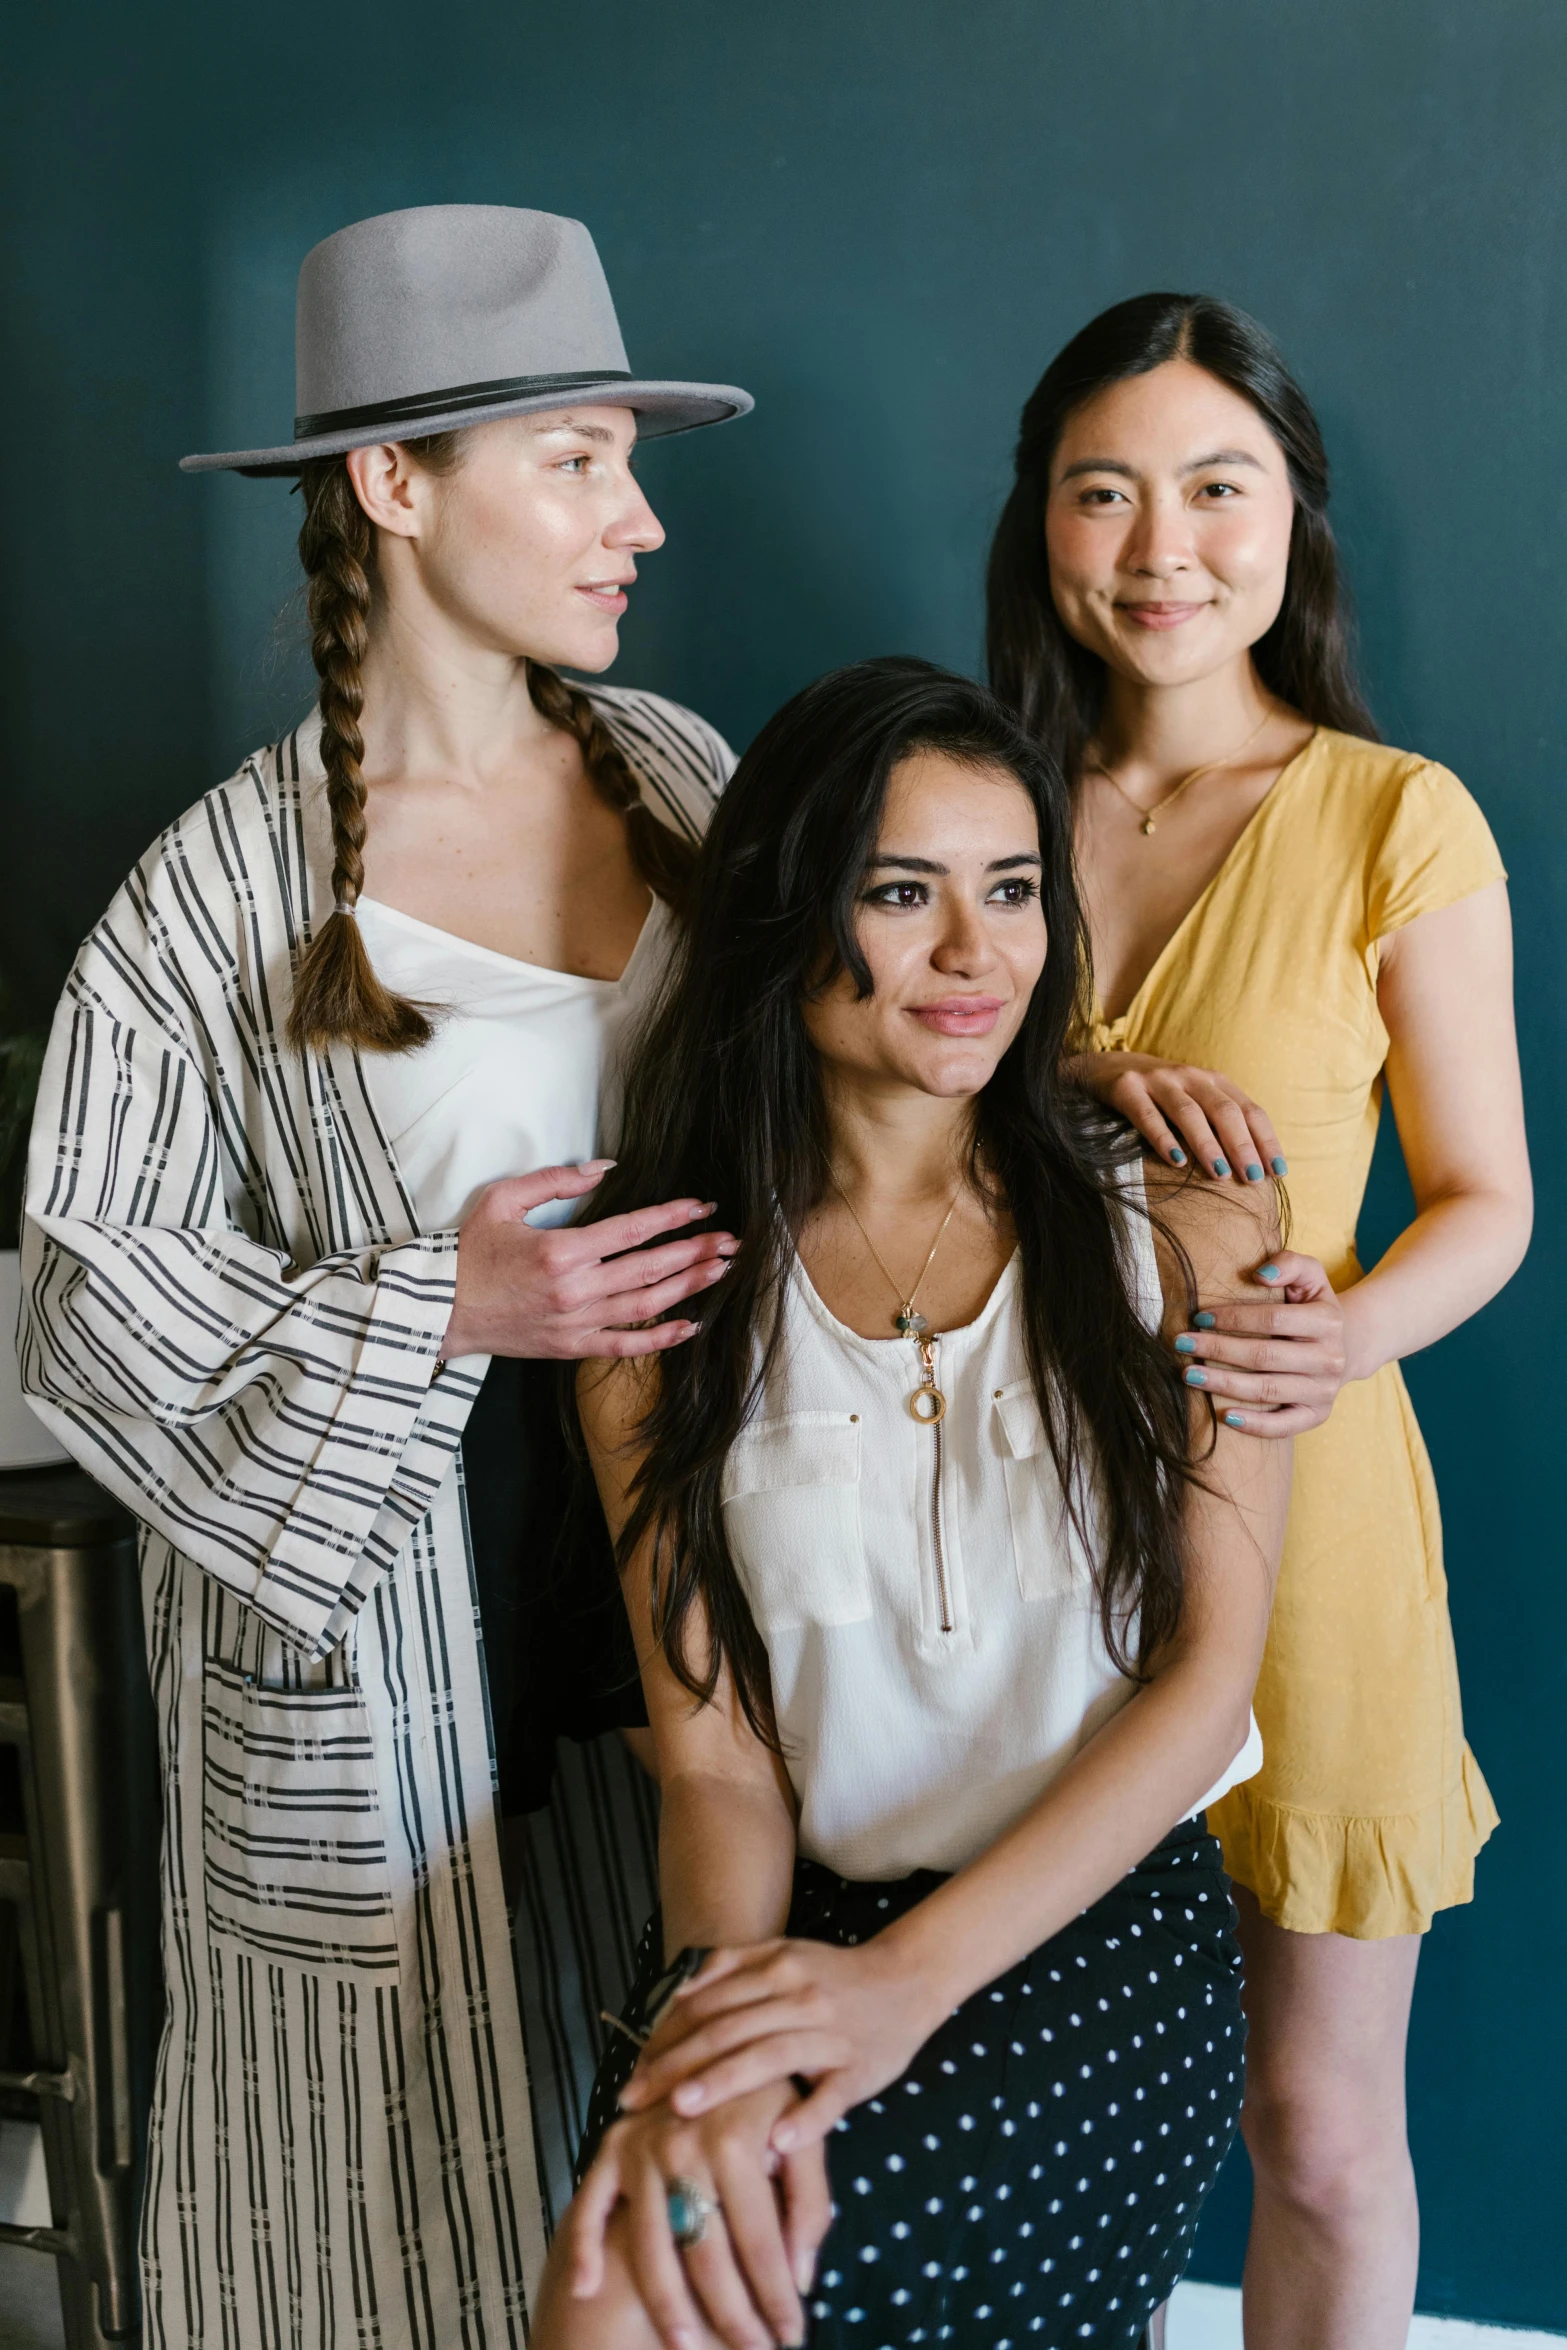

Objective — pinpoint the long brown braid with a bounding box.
[286,448,442,1052]
[523,662,697,914]
[286,436,695,1056]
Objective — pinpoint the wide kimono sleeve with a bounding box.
[17,857,474,1657]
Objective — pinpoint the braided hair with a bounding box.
[286,439,697,1056]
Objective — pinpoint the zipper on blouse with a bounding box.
[915,1336,953,1633]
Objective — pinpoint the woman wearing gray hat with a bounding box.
[20,203,756,2346]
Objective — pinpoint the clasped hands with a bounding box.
[563,1937,932,2350]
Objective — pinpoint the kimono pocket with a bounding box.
[200,1657,401,1982]
[992,1380,1096,1602]
[721,1413,872,1633]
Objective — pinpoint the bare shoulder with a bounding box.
[1141,1162,1283,1329]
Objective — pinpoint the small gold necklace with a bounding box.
[1089,702,1274,837]
[829,1173,961,1425]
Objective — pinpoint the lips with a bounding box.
[909,997,1005,1037]
[575,579,633,614]
[1118,601,1209,630]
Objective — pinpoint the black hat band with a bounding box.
[294,369,634,441]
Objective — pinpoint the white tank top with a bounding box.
[721,1195,1262,1880]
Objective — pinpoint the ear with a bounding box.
[345,441,426,539]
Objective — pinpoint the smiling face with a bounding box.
[801,749,1048,1105]
[1043,358,1296,690]
[349,404,664,671]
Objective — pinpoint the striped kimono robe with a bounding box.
[19,686,730,2350]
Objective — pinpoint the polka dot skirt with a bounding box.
[582,1818,1244,2349]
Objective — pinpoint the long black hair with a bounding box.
[583,657,1203,1742]
[986,292,1378,782]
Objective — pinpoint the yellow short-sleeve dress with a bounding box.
[1090,728,1504,1938]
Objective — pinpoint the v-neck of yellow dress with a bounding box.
[1088,728,1322,1050]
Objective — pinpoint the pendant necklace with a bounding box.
[829,1173,961,1425]
[1088,701,1274,837]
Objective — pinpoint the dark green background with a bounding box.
[5,3,1562,2326]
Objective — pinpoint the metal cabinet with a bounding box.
[0,1468,160,2345]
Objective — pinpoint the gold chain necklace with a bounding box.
[829,1173,960,1425]
[1089,702,1274,837]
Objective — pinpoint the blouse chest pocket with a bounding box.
[992,1380,1097,1604]
[721,1413,872,1634]
[201,1658,402,1984]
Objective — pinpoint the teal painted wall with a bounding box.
[4,3,1563,2325]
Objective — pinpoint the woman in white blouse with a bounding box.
[535,658,1291,2350]
[23,204,750,2342]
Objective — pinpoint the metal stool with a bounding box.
[0,1465,160,2345]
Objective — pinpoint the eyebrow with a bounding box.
[867,853,1043,874]
[529,414,618,444]
[1056,447,1265,484]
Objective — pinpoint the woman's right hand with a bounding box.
[563,2080,830,2350]
[440,1161,737,1361]
[1070,1050,1286,1186]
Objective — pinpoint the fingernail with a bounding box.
[696,1200,718,1216]
[584,1157,616,1171]
[1225,1411,1245,1428]
[673,2084,706,2112]
[1174,1334,1197,1354]
[1184,1366,1207,1387]
[1168,1145,1187,1165]
[1245,1163,1264,1182]
[772,2124,796,2152]
[1193,1311,1216,1330]
[1213,1158,1230,1177]
[795,2251,816,2292]
[1271,1156,1289,1177]
[707,1260,730,1278]
[1259,1264,1281,1283]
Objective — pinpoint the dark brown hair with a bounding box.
[584,657,1207,1744]
[286,437,696,1055]
[986,292,1378,782]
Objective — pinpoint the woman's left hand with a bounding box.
[1175,1248,1351,1437]
[618,1937,935,2157]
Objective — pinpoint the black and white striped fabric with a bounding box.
[19,683,729,2349]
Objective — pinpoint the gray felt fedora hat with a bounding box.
[180,203,753,476]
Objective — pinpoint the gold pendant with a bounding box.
[908,1335,947,1424]
[1141,816,1156,835]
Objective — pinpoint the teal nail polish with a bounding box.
[1225,1411,1245,1428]
[1245,1163,1264,1182]
[1271,1156,1289,1177]
[1168,1145,1187,1165]
[1184,1366,1207,1387]
[1193,1311,1216,1330]
[1259,1264,1281,1283]
[1175,1334,1197,1354]
[1213,1157,1230,1177]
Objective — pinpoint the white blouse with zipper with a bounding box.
[724,1198,1263,1885]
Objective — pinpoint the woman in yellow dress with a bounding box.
[986,294,1532,2349]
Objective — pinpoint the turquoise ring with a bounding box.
[666,2176,717,2248]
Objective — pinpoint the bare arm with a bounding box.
[1342,882,1531,1373]
[553,1361,823,2350]
[622,1180,1289,2149]
[1176,882,1533,1429]
[577,1358,799,1954]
